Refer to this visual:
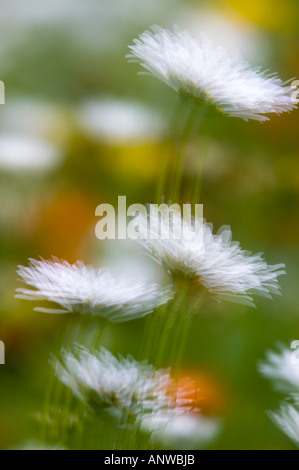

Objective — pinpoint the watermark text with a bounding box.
[95,197,203,250]
[0,81,5,104]
[0,341,5,365]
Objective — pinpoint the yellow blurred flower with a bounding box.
[228,0,298,32]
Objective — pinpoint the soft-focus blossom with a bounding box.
[78,98,165,144]
[16,258,173,322]
[140,409,220,448]
[259,346,299,447]
[14,441,66,450]
[259,346,299,393]
[135,207,285,306]
[269,403,299,447]
[53,345,220,447]
[128,25,297,121]
[0,135,61,172]
[53,346,173,419]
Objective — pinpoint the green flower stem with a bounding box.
[42,315,83,444]
[156,101,180,204]
[170,101,199,203]
[172,291,206,371]
[139,300,170,363]
[153,282,189,368]
[72,317,108,450]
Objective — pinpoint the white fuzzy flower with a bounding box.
[0,134,61,172]
[54,345,219,447]
[14,441,66,451]
[78,98,165,144]
[135,208,285,306]
[259,347,299,394]
[269,403,299,447]
[128,25,297,122]
[140,408,220,448]
[16,258,172,322]
[53,346,173,419]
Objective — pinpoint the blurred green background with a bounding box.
[0,0,298,450]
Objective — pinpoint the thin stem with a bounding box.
[73,317,108,450]
[170,102,199,203]
[156,99,183,204]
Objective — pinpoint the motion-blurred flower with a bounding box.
[259,346,299,393]
[269,402,299,448]
[128,25,297,121]
[140,408,220,449]
[0,134,62,173]
[16,258,173,322]
[53,346,173,419]
[135,207,285,306]
[14,440,66,450]
[260,345,299,447]
[77,98,165,145]
[53,345,220,448]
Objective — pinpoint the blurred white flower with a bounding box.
[53,346,173,418]
[14,441,66,451]
[16,258,173,322]
[259,347,299,394]
[140,409,220,449]
[128,25,297,122]
[77,98,165,145]
[269,403,299,447]
[54,345,220,447]
[0,135,61,172]
[135,208,285,306]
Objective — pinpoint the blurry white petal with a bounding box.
[135,208,285,306]
[16,258,173,322]
[259,347,299,394]
[78,98,164,144]
[140,409,220,448]
[53,346,173,417]
[270,403,299,447]
[53,345,219,448]
[0,135,61,172]
[128,26,297,122]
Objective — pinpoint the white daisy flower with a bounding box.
[77,98,165,145]
[16,258,173,322]
[0,134,61,173]
[135,208,285,306]
[14,441,66,451]
[269,403,299,447]
[128,25,297,122]
[53,346,173,419]
[140,408,220,449]
[259,347,299,394]
[54,345,219,447]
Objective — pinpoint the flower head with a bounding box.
[16,258,172,322]
[140,408,220,449]
[53,345,220,447]
[78,98,165,144]
[259,346,299,394]
[128,25,297,122]
[269,403,299,447]
[53,346,172,418]
[0,134,61,172]
[135,207,285,306]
